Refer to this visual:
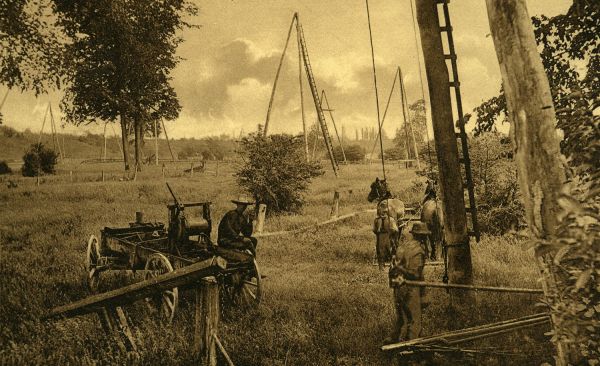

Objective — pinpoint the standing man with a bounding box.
[388,221,429,342]
[217,195,258,255]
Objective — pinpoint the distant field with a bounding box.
[0,162,552,365]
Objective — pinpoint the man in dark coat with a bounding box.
[388,221,428,342]
[217,195,258,255]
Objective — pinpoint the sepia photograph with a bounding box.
[0,0,598,365]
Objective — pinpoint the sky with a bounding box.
[0,0,571,140]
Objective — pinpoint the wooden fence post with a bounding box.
[194,277,219,366]
[215,161,219,177]
[254,204,267,234]
[330,191,340,218]
[101,170,105,182]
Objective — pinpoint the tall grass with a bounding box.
[0,162,552,365]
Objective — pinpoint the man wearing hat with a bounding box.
[217,195,258,255]
[388,221,429,343]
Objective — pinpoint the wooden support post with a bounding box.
[101,170,105,182]
[190,162,194,178]
[416,0,472,285]
[330,191,340,218]
[254,204,267,234]
[135,211,144,224]
[215,161,219,177]
[485,0,574,363]
[194,277,219,366]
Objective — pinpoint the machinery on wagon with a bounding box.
[85,183,261,322]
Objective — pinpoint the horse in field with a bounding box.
[419,180,444,260]
[368,177,406,270]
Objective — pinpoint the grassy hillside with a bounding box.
[0,163,552,365]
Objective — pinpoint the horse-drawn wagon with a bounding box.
[85,183,261,322]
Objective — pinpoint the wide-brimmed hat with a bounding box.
[410,221,431,235]
[231,195,255,205]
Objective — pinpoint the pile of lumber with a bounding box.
[381,313,550,353]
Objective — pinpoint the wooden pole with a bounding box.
[264,14,297,136]
[398,67,421,170]
[190,162,194,178]
[329,191,340,218]
[120,111,130,171]
[160,119,176,162]
[297,28,309,162]
[415,0,472,285]
[38,103,50,144]
[394,279,543,294]
[194,277,219,366]
[485,0,573,363]
[153,119,159,166]
[254,204,267,234]
[103,122,108,161]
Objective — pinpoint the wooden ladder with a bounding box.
[297,19,339,176]
[436,0,480,242]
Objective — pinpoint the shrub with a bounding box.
[0,161,11,175]
[21,143,58,177]
[417,132,524,235]
[333,144,364,162]
[236,131,324,214]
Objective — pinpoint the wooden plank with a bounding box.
[45,256,227,319]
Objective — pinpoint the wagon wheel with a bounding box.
[144,253,178,323]
[224,258,262,309]
[86,235,101,292]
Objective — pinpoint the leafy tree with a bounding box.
[475,0,599,178]
[333,144,364,162]
[21,143,58,176]
[55,0,197,171]
[236,130,324,214]
[0,0,65,94]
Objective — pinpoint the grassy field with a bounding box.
[0,161,553,365]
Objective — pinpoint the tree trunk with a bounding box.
[416,0,472,284]
[485,0,574,363]
[120,113,130,171]
[134,115,143,172]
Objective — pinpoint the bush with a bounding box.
[0,161,12,175]
[333,144,364,162]
[417,132,524,235]
[236,131,324,214]
[21,143,58,177]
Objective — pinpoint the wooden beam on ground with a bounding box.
[45,257,227,320]
[382,313,550,352]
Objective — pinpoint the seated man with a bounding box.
[217,195,258,255]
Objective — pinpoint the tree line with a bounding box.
[0,0,198,171]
